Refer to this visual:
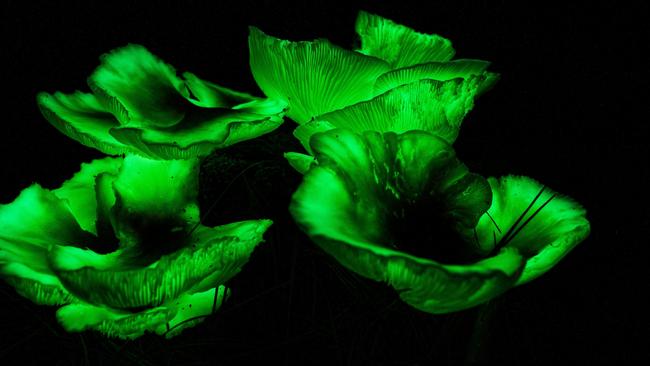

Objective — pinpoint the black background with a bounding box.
[1,1,647,365]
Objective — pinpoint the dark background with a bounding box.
[1,1,647,364]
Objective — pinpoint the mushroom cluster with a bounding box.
[1,45,284,338]
[0,10,590,340]
[249,11,590,312]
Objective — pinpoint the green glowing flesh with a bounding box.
[3,276,75,306]
[301,128,492,252]
[295,78,481,148]
[88,44,190,128]
[36,92,134,155]
[56,286,229,339]
[250,12,497,136]
[291,128,590,310]
[104,155,201,248]
[355,11,455,69]
[290,129,521,313]
[183,72,258,108]
[248,26,390,124]
[54,157,123,235]
[38,45,287,159]
[0,185,92,305]
[11,10,586,329]
[373,59,498,96]
[283,152,316,175]
[474,176,590,284]
[293,120,336,154]
[0,156,272,338]
[109,98,285,159]
[0,185,91,267]
[318,234,522,314]
[52,221,270,309]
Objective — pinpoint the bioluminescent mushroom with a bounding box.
[249,11,497,125]
[289,129,589,313]
[290,76,485,165]
[284,75,488,173]
[0,155,272,338]
[37,44,287,160]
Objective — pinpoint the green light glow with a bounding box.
[38,44,287,159]
[2,8,589,339]
[249,11,495,126]
[249,26,390,124]
[293,77,484,152]
[283,152,316,175]
[354,10,455,68]
[0,156,272,338]
[56,285,229,339]
[290,129,589,313]
[474,176,590,284]
[373,60,499,97]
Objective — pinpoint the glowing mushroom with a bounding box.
[37,44,287,159]
[250,11,497,125]
[0,155,271,338]
[290,129,589,313]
